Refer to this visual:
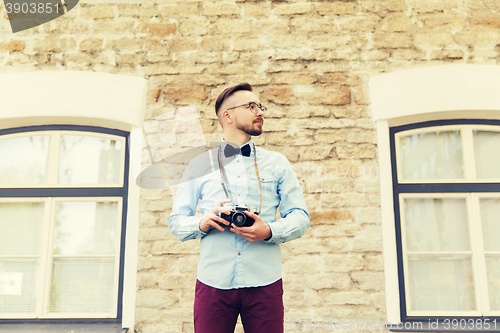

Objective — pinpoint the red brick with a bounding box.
[161,86,208,105]
[321,87,351,105]
[0,41,26,52]
[140,23,176,37]
[262,87,296,105]
[79,38,103,52]
[471,12,500,29]
[316,2,355,15]
[310,210,352,224]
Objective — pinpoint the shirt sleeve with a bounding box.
[167,163,208,242]
[264,154,310,244]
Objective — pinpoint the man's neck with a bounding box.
[223,132,251,147]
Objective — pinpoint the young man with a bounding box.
[168,83,310,333]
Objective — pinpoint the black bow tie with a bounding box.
[224,144,251,157]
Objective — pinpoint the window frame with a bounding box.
[391,119,500,324]
[0,124,130,323]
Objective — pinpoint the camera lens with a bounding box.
[232,212,246,227]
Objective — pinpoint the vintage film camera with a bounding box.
[218,204,259,228]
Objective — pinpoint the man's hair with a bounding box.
[215,83,253,115]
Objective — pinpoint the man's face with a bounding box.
[224,90,264,136]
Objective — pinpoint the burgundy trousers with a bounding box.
[193,279,284,333]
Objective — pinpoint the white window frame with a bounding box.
[369,64,500,325]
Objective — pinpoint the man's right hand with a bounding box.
[199,199,232,232]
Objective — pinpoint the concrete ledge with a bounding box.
[0,71,147,131]
[369,64,500,124]
[0,321,127,332]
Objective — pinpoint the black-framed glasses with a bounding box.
[225,102,267,114]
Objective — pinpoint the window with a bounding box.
[369,65,500,329]
[0,125,129,320]
[391,120,500,318]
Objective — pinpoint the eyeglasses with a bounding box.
[225,102,267,114]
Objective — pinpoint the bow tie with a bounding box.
[224,144,251,157]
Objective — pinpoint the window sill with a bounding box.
[0,321,127,333]
[388,319,500,333]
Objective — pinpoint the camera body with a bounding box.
[219,204,259,228]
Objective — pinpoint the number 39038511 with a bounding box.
[5,2,61,14]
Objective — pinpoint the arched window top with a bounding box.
[0,127,127,188]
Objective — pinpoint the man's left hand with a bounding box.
[230,212,272,242]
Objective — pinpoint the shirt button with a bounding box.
[238,252,241,255]
[237,160,240,163]
[238,175,240,178]
[238,193,241,196]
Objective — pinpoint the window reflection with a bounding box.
[0,136,50,184]
[474,131,500,179]
[53,201,118,256]
[399,131,463,180]
[59,136,122,185]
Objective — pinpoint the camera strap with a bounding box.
[218,143,262,214]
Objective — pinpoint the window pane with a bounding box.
[0,202,45,256]
[404,198,470,252]
[399,131,463,180]
[53,202,119,256]
[408,256,476,311]
[485,256,500,311]
[474,131,500,179]
[58,136,122,184]
[49,258,115,313]
[0,135,50,185]
[479,198,500,252]
[0,259,38,314]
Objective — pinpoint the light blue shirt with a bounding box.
[168,138,310,289]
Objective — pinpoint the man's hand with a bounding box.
[199,199,232,232]
[230,211,272,242]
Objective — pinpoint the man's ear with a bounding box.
[222,110,233,124]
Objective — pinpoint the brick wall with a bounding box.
[1,0,499,331]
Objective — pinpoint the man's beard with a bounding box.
[236,120,263,136]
